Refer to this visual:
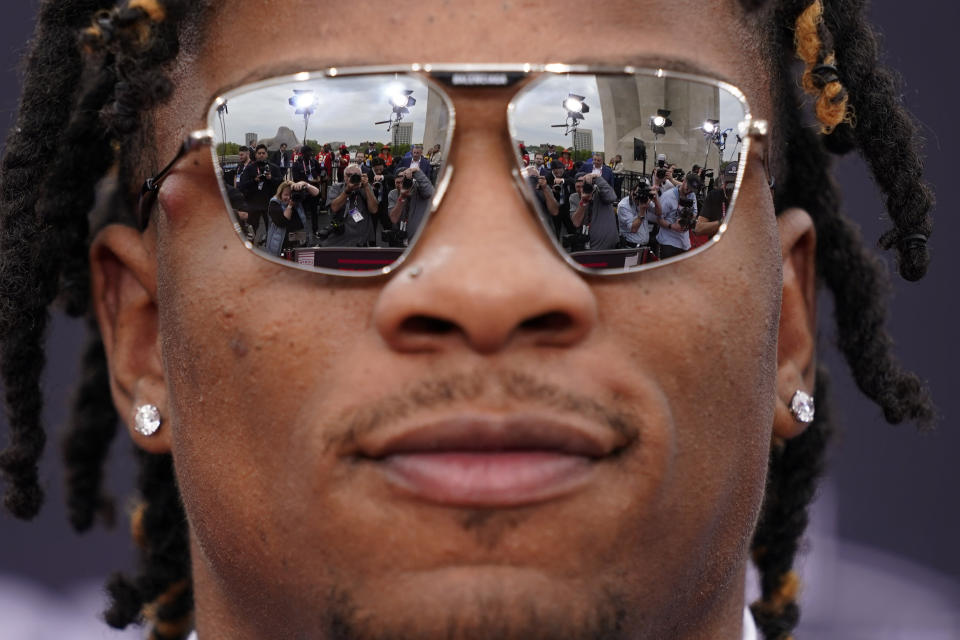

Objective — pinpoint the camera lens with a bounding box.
[349,174,362,185]
[402,177,414,189]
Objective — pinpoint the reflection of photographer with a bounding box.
[238,143,282,245]
[265,180,319,256]
[617,178,660,248]
[325,165,380,247]
[365,157,396,246]
[655,172,701,259]
[570,172,619,250]
[387,165,436,244]
[291,145,324,233]
[546,160,576,239]
[524,165,559,218]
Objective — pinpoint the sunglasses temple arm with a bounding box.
[137,129,215,228]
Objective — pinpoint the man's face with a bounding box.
[534,154,543,166]
[552,167,564,179]
[255,148,268,162]
[411,146,423,160]
[373,164,384,175]
[593,155,602,166]
[148,3,781,638]
[280,144,287,152]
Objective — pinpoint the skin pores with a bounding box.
[139,2,783,638]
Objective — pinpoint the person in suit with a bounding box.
[270,142,291,174]
[580,152,615,185]
[397,144,431,175]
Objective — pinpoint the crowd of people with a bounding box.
[523,147,732,260]
[221,141,441,254]
[224,135,730,261]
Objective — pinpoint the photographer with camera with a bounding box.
[366,157,395,245]
[238,143,282,245]
[524,165,559,218]
[654,171,701,259]
[617,178,660,248]
[544,160,576,240]
[387,164,435,244]
[291,144,325,235]
[264,180,319,256]
[324,164,379,247]
[569,172,618,250]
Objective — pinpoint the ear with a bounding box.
[773,208,817,441]
[89,224,170,453]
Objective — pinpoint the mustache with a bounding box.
[327,368,641,453]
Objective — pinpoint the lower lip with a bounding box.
[379,451,594,507]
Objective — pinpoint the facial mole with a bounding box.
[229,335,248,358]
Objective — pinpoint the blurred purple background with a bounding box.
[0,2,957,638]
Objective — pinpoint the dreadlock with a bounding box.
[0,1,935,639]
[1,1,201,637]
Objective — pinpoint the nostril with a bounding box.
[399,315,458,336]
[519,311,575,333]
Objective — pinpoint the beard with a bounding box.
[319,584,630,640]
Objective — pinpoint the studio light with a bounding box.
[288,89,316,113]
[649,109,673,136]
[551,93,590,136]
[375,86,417,131]
[702,118,720,134]
[288,89,318,145]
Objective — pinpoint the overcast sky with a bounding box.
[214,75,432,146]
[213,74,744,162]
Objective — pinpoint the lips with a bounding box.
[356,414,624,507]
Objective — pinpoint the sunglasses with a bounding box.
[139,64,768,277]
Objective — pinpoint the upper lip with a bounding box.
[356,413,624,460]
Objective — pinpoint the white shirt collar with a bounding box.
[187,608,758,640]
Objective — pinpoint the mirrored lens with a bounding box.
[509,73,748,272]
[209,73,451,273]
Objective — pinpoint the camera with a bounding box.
[634,178,652,203]
[316,219,345,240]
[401,176,414,190]
[290,188,305,203]
[380,228,408,248]
[672,167,685,181]
[582,181,594,195]
[703,169,714,178]
[677,197,697,231]
[349,173,362,185]
[561,233,588,252]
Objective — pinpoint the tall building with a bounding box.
[572,128,594,154]
[392,122,414,148]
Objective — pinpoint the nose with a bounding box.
[373,89,598,355]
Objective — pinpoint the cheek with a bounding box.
[153,186,381,596]
[593,172,781,577]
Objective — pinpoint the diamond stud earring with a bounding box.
[134,404,162,436]
[789,390,815,424]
